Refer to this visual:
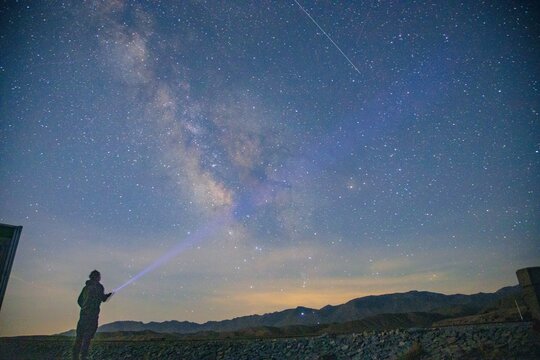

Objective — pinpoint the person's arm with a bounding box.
[98,283,112,302]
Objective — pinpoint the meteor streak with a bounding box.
[293,0,361,75]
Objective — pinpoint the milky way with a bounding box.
[0,1,538,336]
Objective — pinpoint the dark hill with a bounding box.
[60,285,521,335]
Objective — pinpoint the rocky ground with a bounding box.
[1,322,539,359]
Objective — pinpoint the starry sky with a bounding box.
[0,1,538,336]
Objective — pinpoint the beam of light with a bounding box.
[293,0,362,75]
[113,212,232,293]
[112,168,288,293]
[112,177,285,294]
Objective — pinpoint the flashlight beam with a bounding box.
[113,212,231,293]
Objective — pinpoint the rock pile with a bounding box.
[1,322,538,359]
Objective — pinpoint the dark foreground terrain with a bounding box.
[1,322,539,360]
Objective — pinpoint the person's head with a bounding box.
[89,270,101,282]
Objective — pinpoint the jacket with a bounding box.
[77,279,108,317]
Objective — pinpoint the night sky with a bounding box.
[1,1,538,336]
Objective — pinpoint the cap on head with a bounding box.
[89,270,101,280]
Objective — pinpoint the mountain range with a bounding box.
[61,285,523,336]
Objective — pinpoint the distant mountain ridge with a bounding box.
[62,285,521,335]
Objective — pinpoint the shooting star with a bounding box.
[293,0,361,75]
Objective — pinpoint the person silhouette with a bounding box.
[72,270,112,360]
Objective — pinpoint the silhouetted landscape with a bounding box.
[2,285,539,359]
[58,285,527,337]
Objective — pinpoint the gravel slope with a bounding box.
[1,322,538,360]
